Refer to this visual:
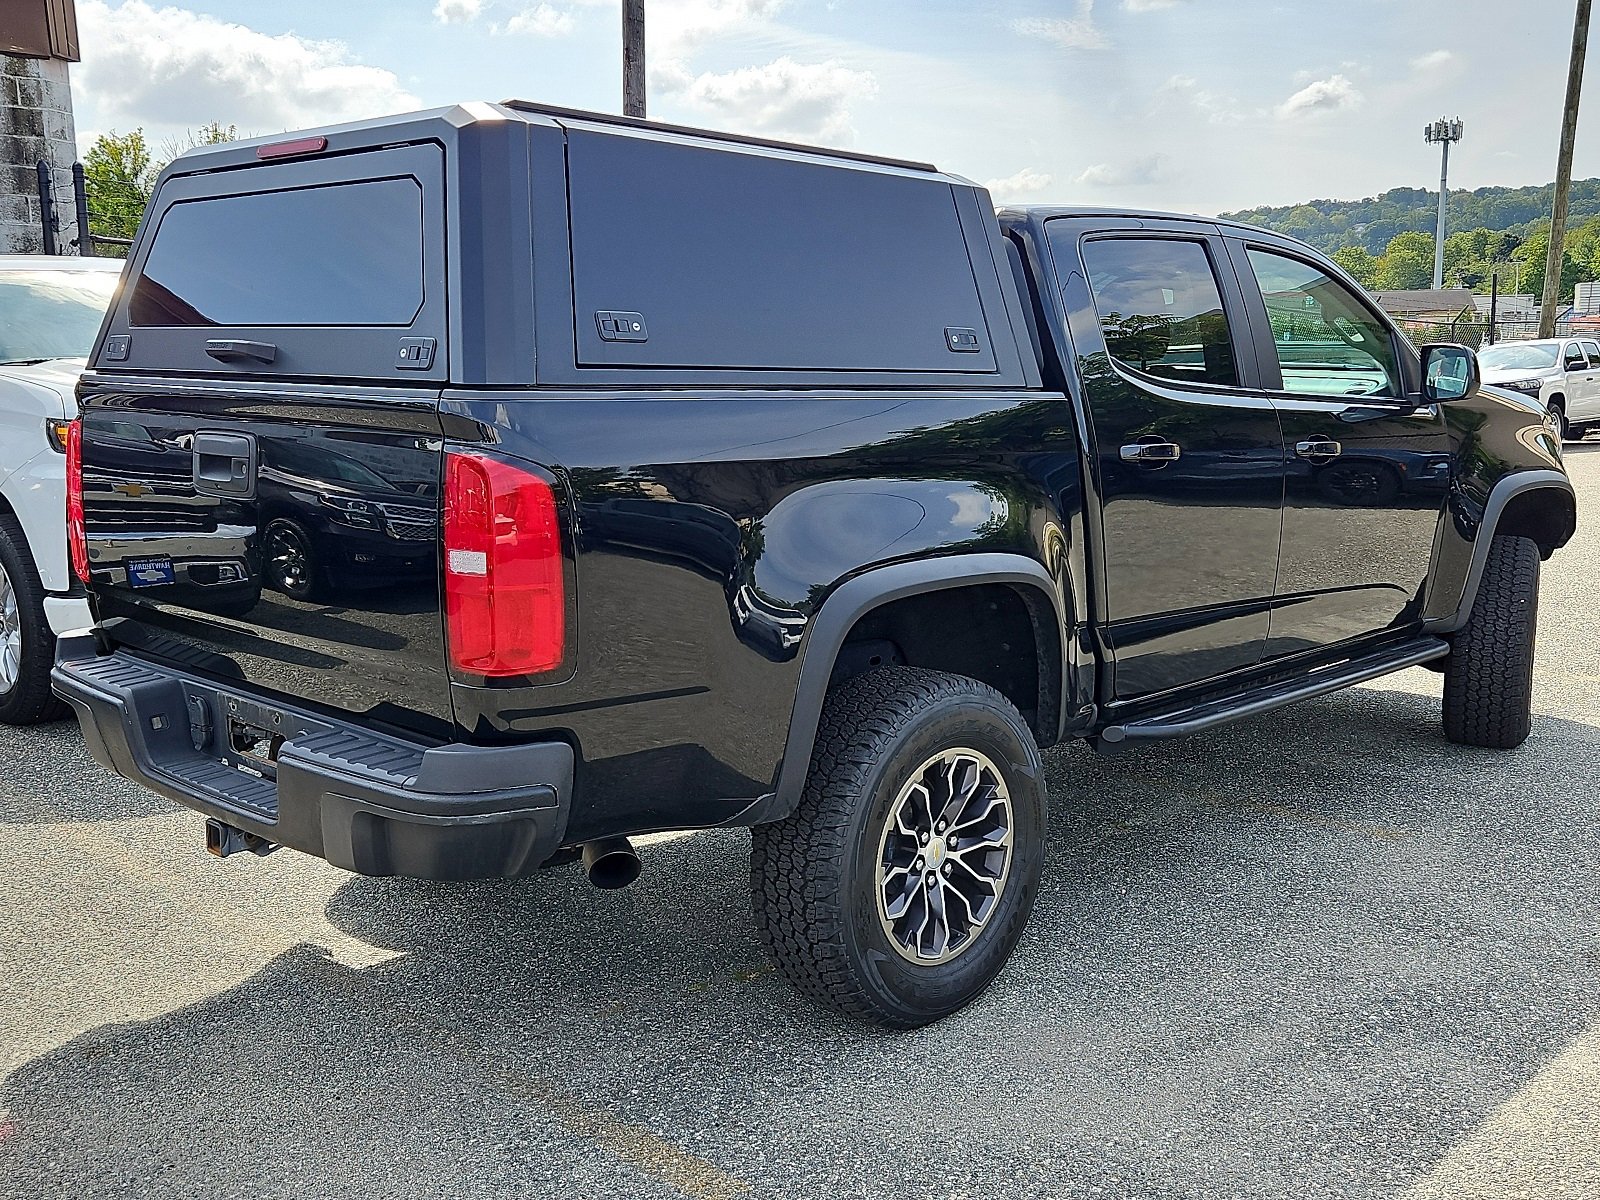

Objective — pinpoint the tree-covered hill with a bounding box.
[1219,178,1600,301]
[1220,179,1600,257]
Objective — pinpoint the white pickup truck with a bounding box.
[1478,336,1600,441]
[0,255,122,723]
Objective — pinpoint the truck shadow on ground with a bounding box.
[5,683,1599,1198]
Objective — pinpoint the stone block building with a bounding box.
[0,0,80,254]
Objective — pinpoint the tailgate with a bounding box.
[78,142,452,739]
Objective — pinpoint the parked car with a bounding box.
[53,104,1575,1027]
[1477,337,1600,439]
[0,254,122,723]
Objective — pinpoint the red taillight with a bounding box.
[66,420,90,583]
[443,451,565,677]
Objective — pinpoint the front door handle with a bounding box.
[1295,437,1342,462]
[1120,440,1182,465]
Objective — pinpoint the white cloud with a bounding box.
[1159,74,1242,124]
[983,167,1054,203]
[1123,0,1182,9]
[1075,155,1167,187]
[75,1,419,135]
[654,55,877,142]
[1411,49,1455,70]
[1012,0,1107,51]
[498,3,575,36]
[653,0,789,52]
[433,0,483,23]
[1275,73,1363,120]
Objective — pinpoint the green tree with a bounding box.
[1373,231,1436,290]
[83,123,238,257]
[1331,245,1377,287]
[82,128,156,254]
[1517,226,1585,303]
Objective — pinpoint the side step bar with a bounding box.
[1095,636,1450,752]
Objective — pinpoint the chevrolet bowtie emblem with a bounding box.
[113,483,148,497]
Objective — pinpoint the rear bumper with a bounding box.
[51,633,571,880]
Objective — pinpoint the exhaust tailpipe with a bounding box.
[581,837,641,889]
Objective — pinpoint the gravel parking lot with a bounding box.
[3,445,1598,1200]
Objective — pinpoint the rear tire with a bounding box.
[750,667,1046,1028]
[0,514,67,725]
[1443,534,1539,749]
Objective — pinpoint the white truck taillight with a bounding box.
[66,420,89,583]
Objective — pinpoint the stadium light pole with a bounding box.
[1424,117,1464,290]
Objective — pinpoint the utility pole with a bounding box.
[1424,117,1464,290]
[1541,0,1592,338]
[623,0,646,118]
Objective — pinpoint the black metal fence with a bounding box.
[34,158,134,257]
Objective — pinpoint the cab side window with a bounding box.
[1078,237,1240,388]
[1242,248,1399,398]
[1581,340,1600,368]
[1564,342,1587,371]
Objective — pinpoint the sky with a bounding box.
[63,0,1600,216]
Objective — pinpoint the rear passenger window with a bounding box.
[1079,237,1240,387]
[130,179,424,328]
[566,131,994,374]
[1583,340,1600,367]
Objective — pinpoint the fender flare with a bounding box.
[1425,469,1575,634]
[737,553,1067,826]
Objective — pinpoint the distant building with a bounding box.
[0,0,79,254]
[1370,289,1479,324]
[1472,293,1536,319]
[1574,281,1600,315]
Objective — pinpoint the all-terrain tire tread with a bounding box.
[1443,534,1539,749]
[749,667,1028,1027]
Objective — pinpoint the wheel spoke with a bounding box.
[950,787,1006,832]
[883,871,920,921]
[922,877,951,958]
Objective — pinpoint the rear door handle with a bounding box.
[1120,440,1182,465]
[1295,438,1342,462]
[193,431,258,499]
[205,339,277,364]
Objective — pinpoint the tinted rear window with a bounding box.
[129,178,424,327]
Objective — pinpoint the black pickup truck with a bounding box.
[54,103,1576,1027]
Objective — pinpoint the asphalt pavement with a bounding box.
[2,445,1599,1199]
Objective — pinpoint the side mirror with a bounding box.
[1421,343,1480,402]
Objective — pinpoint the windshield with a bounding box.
[0,270,119,363]
[1478,343,1560,371]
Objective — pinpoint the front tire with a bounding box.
[263,519,323,602]
[751,667,1046,1028]
[1547,401,1571,442]
[1443,534,1540,749]
[0,514,66,725]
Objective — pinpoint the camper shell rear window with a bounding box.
[100,142,446,383]
[131,178,424,328]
